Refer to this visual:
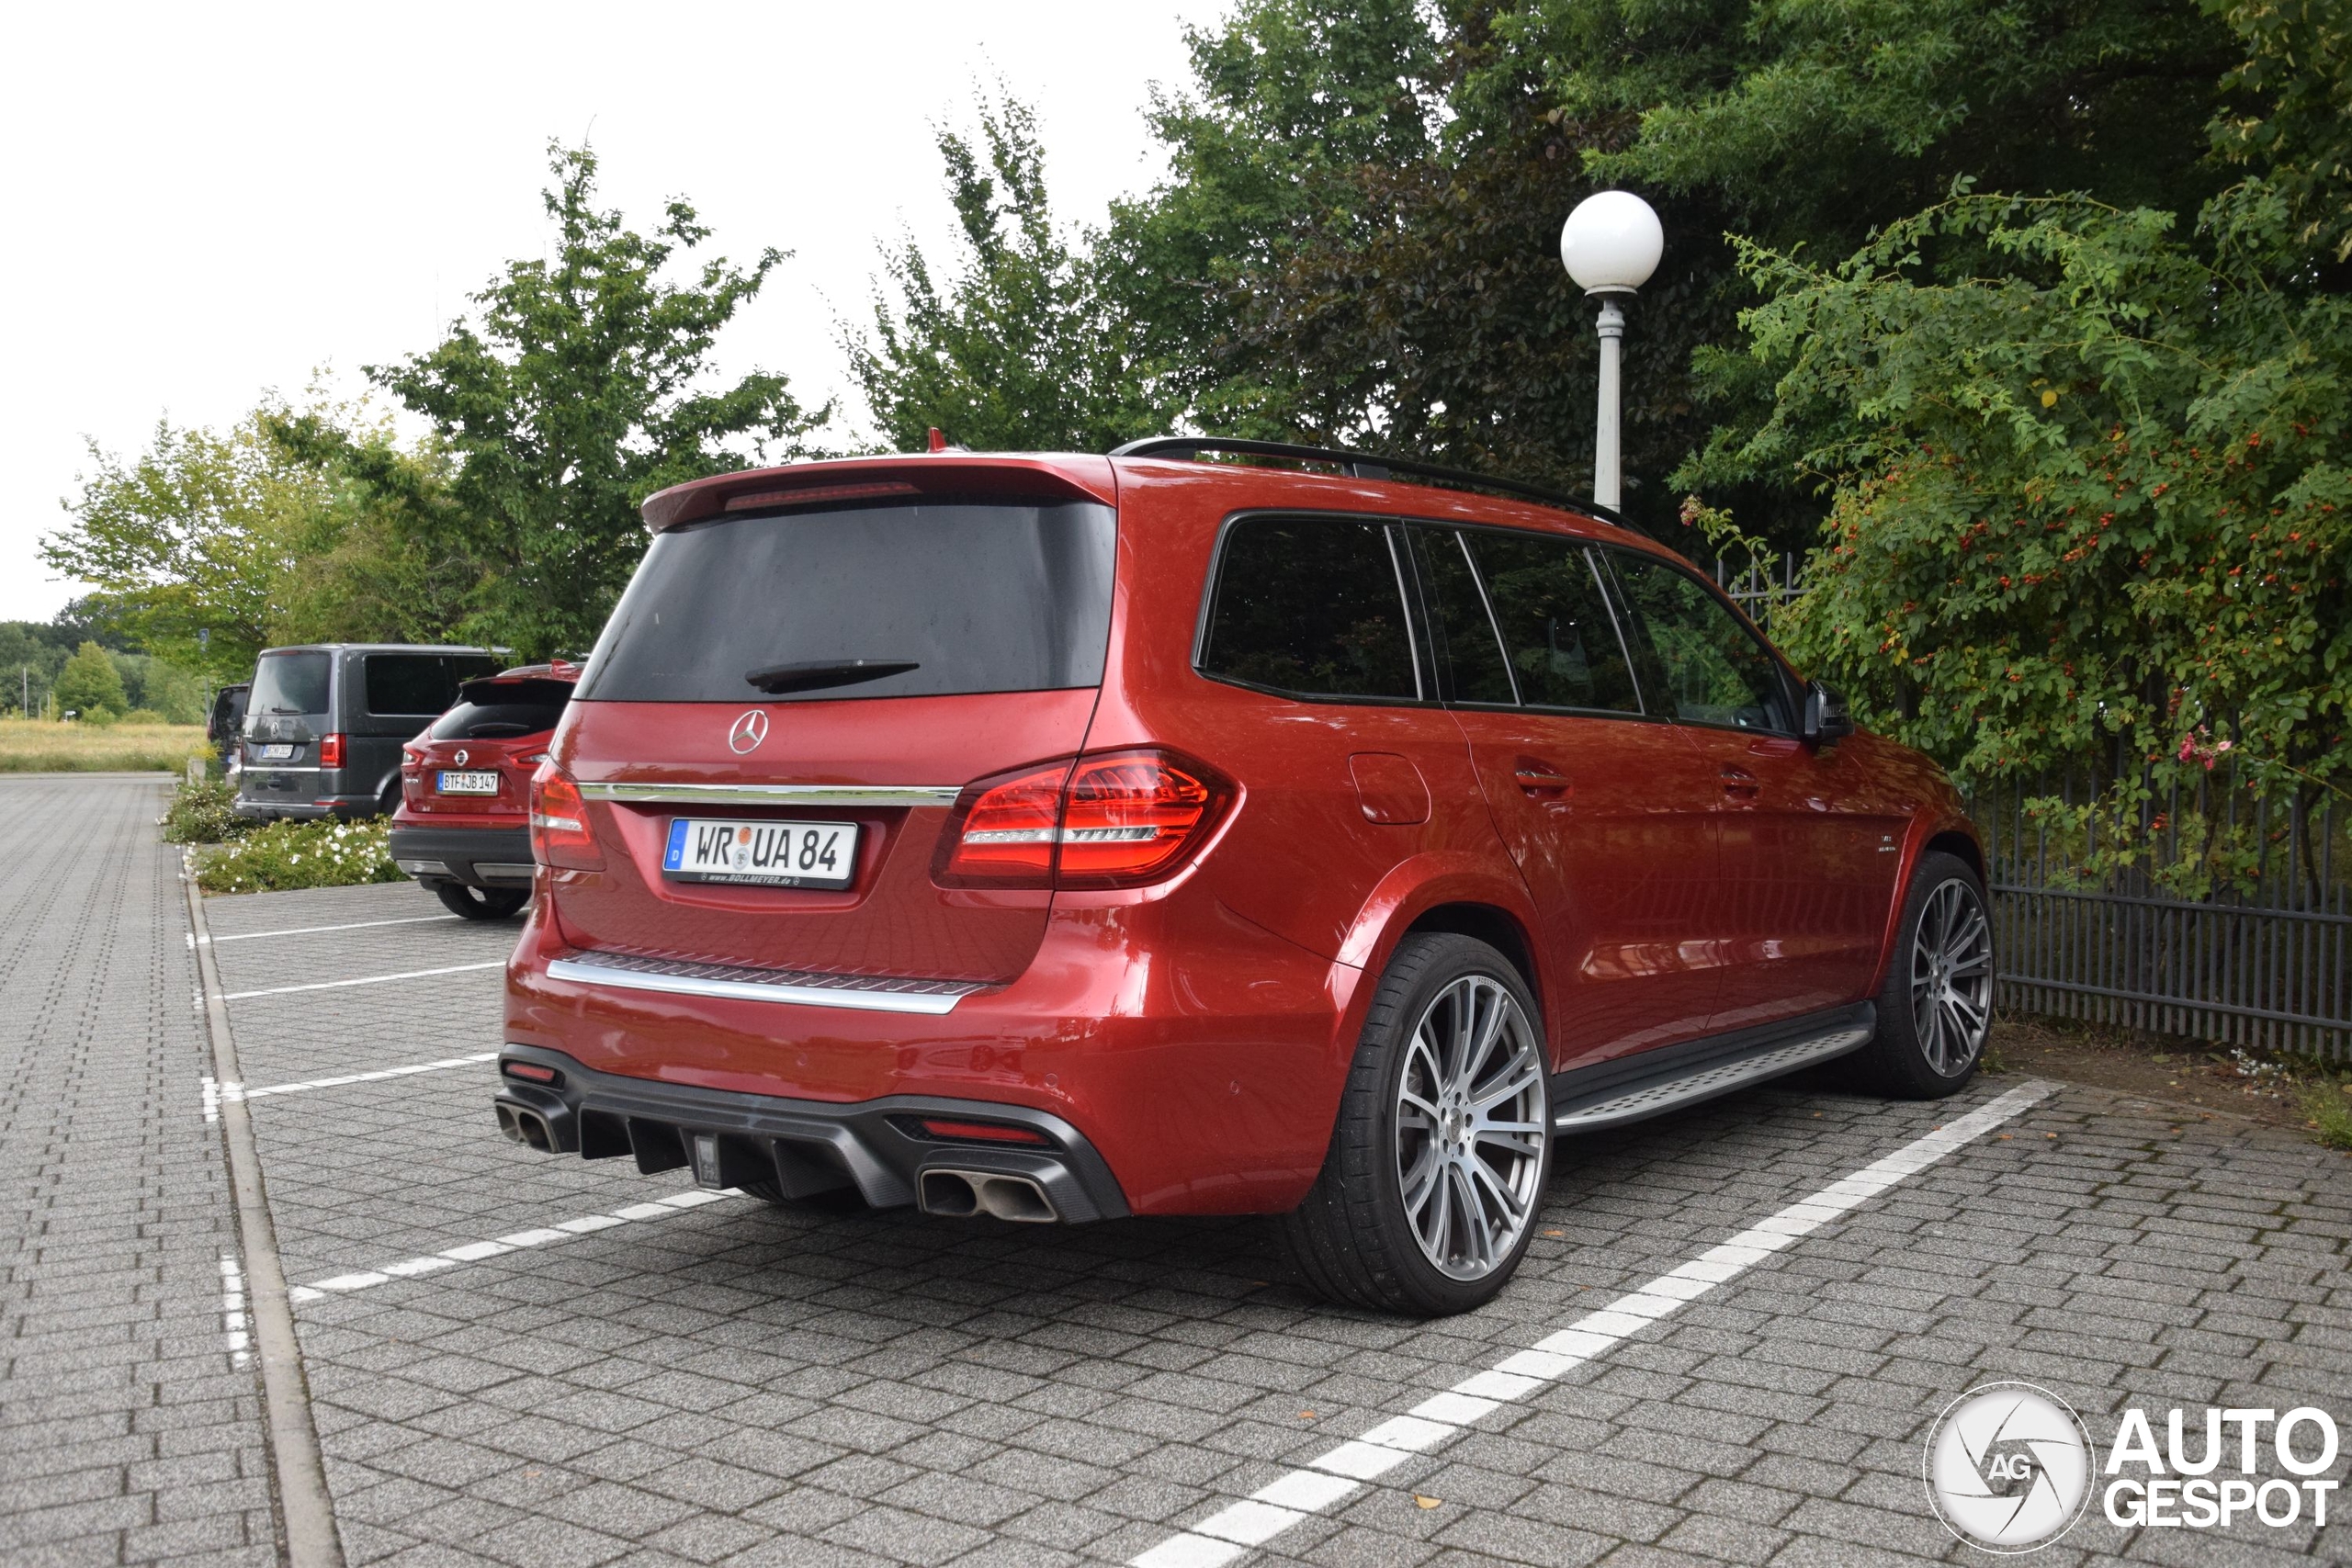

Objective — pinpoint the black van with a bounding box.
[236,644,500,821]
[206,683,249,773]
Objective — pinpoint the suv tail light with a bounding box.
[318,733,345,769]
[935,749,1231,889]
[529,763,604,870]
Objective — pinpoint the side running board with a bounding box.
[1553,1008,1875,1134]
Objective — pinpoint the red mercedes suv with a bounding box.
[495,442,1992,1314]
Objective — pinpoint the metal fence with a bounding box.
[1976,779,2350,1059]
[1712,560,2352,1060]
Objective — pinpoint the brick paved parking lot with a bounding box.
[7,775,2352,1567]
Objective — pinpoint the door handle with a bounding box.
[1720,764,1759,798]
[1514,761,1572,797]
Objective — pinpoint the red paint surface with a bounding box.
[510,454,1979,1215]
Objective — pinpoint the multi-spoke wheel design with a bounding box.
[1909,877,1992,1076]
[1280,933,1552,1314]
[1394,976,1547,1280]
[1859,851,1996,1099]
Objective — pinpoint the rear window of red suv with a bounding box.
[576,501,1116,703]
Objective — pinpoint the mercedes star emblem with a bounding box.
[728,710,770,754]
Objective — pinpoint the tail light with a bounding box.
[935,748,1231,889]
[318,733,345,769]
[529,763,604,870]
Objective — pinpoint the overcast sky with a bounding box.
[0,1,1210,622]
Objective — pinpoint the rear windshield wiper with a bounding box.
[744,659,920,695]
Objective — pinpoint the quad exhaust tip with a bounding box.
[919,1168,1058,1224]
[495,1101,556,1153]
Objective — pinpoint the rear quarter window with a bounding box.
[578,501,1115,703]
[1197,516,1420,702]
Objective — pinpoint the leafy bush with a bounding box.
[192,817,401,895]
[120,707,165,726]
[161,776,252,845]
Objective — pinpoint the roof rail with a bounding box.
[1106,435,1651,539]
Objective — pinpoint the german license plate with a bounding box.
[436,771,499,795]
[663,818,857,888]
[258,743,296,761]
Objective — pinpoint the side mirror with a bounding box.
[1803,680,1854,743]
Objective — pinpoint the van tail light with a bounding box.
[934,749,1231,889]
[318,733,345,769]
[529,764,604,870]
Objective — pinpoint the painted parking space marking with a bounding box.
[217,1051,500,1104]
[283,1188,741,1303]
[190,912,462,946]
[218,1253,252,1371]
[220,960,503,1000]
[1129,1080,2057,1568]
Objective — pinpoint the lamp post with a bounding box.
[1559,191,1663,512]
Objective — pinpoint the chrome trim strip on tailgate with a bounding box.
[576,782,961,807]
[546,951,985,1016]
[1552,1025,1872,1132]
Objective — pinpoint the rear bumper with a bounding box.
[504,896,1366,1216]
[390,824,536,887]
[235,783,375,820]
[493,1044,1130,1223]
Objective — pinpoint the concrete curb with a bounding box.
[184,851,348,1568]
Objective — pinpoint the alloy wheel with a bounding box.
[1394,975,1546,1280]
[1911,878,1994,1076]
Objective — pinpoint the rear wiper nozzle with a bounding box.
[744,659,920,695]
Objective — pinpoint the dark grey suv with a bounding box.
[235,644,500,821]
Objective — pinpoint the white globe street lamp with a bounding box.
[1560,191,1663,512]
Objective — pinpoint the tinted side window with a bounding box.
[1605,552,1795,731]
[1415,529,1516,704]
[365,654,500,717]
[1465,532,1642,714]
[1200,517,1419,701]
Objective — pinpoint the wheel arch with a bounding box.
[1923,828,1984,882]
[1403,902,1541,1019]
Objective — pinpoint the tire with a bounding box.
[1278,933,1552,1315]
[433,881,530,920]
[1852,852,1995,1098]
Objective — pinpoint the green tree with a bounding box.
[1099,0,2241,536]
[369,142,827,658]
[41,412,322,682]
[849,97,1171,452]
[54,640,128,720]
[1679,2,2351,886]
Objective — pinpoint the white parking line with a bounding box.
[284,1188,741,1303]
[219,1052,501,1103]
[219,1253,252,1371]
[1129,1080,2058,1568]
[191,912,464,946]
[220,961,503,1000]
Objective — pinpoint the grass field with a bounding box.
[0,718,209,773]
